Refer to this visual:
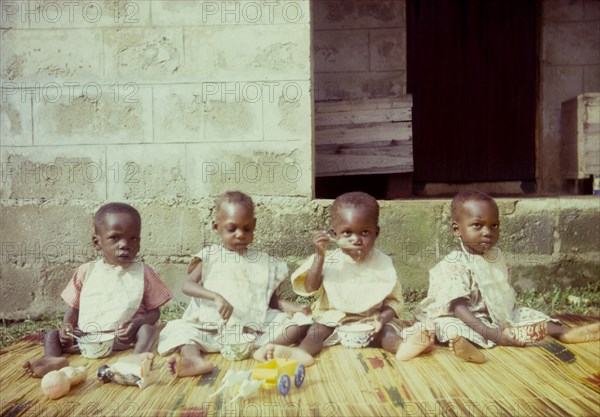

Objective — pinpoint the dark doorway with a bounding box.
[407,0,538,184]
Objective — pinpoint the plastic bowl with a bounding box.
[509,319,548,343]
[338,323,374,348]
[217,333,256,361]
[78,333,115,358]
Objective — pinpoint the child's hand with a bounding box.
[59,324,76,348]
[116,320,140,344]
[214,294,234,322]
[369,316,384,337]
[312,230,332,256]
[367,307,395,337]
[280,299,312,318]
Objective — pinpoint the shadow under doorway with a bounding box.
[315,173,413,200]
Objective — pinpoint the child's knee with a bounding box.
[45,329,63,346]
[373,325,399,346]
[307,323,334,342]
[46,329,60,339]
[282,324,309,343]
[380,324,399,340]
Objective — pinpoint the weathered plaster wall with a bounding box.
[542,0,600,192]
[1,0,313,201]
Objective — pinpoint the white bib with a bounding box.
[189,246,278,328]
[78,260,144,332]
[322,249,398,314]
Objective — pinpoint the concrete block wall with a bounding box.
[542,0,600,192]
[312,0,405,101]
[2,195,598,319]
[1,0,313,201]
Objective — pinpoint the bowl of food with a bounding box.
[338,323,374,348]
[508,319,547,343]
[78,333,115,359]
[217,333,256,361]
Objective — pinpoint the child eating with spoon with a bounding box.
[254,192,433,364]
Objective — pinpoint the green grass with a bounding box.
[1,283,598,349]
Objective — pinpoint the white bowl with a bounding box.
[78,333,115,358]
[217,333,256,361]
[338,323,374,348]
[509,319,548,343]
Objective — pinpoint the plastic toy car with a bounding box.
[250,358,305,396]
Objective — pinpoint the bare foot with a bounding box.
[253,343,276,362]
[396,328,435,361]
[167,354,214,377]
[22,357,69,377]
[450,337,486,364]
[254,343,315,367]
[559,322,600,344]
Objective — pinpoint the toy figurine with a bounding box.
[97,357,155,389]
[229,379,264,403]
[210,370,254,399]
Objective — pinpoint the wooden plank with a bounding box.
[315,96,413,113]
[584,133,600,175]
[316,141,413,176]
[582,92,599,129]
[316,122,412,145]
[585,133,600,152]
[561,93,600,179]
[316,140,412,154]
[315,107,412,127]
[315,96,414,176]
[317,155,414,176]
[580,95,599,176]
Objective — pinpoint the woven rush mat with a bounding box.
[1,315,598,417]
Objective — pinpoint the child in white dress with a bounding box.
[415,190,600,363]
[254,192,433,365]
[158,191,312,377]
[23,203,173,377]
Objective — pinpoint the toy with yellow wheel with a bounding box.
[250,358,306,395]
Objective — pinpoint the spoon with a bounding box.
[331,237,355,249]
[62,324,115,340]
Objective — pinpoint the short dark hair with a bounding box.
[94,202,141,231]
[215,191,254,215]
[451,190,497,222]
[331,191,379,224]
